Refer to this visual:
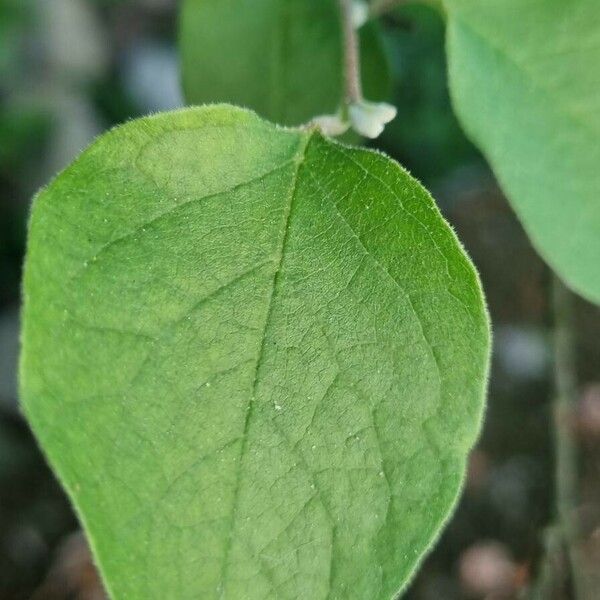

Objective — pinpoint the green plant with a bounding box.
[19,0,598,598]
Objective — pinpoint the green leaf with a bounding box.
[180,0,390,125]
[443,0,600,303]
[21,105,489,599]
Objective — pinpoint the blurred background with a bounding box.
[1,1,599,598]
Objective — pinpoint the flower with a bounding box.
[348,100,397,138]
[351,0,369,28]
[311,114,350,137]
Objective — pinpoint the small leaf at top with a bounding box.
[21,105,489,599]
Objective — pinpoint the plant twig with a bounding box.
[551,276,584,598]
[529,525,565,599]
[338,0,363,103]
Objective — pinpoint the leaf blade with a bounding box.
[21,105,489,599]
[444,0,600,303]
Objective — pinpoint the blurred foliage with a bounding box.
[377,4,480,184]
[89,74,141,125]
[0,0,30,81]
[0,1,598,599]
[0,106,50,306]
[0,107,50,173]
[0,414,77,596]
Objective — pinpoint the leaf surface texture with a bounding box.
[21,105,489,599]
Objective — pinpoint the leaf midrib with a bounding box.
[218,130,313,595]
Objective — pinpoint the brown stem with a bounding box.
[338,0,363,103]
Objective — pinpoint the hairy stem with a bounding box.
[552,276,583,598]
[338,0,363,103]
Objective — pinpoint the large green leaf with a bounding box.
[443,0,600,303]
[180,0,389,125]
[21,105,489,599]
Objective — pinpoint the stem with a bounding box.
[530,526,564,600]
[551,276,583,598]
[338,0,363,103]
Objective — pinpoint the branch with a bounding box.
[529,525,566,599]
[551,276,584,598]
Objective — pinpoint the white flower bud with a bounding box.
[351,1,369,28]
[348,100,397,139]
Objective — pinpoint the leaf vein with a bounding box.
[218,133,312,594]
